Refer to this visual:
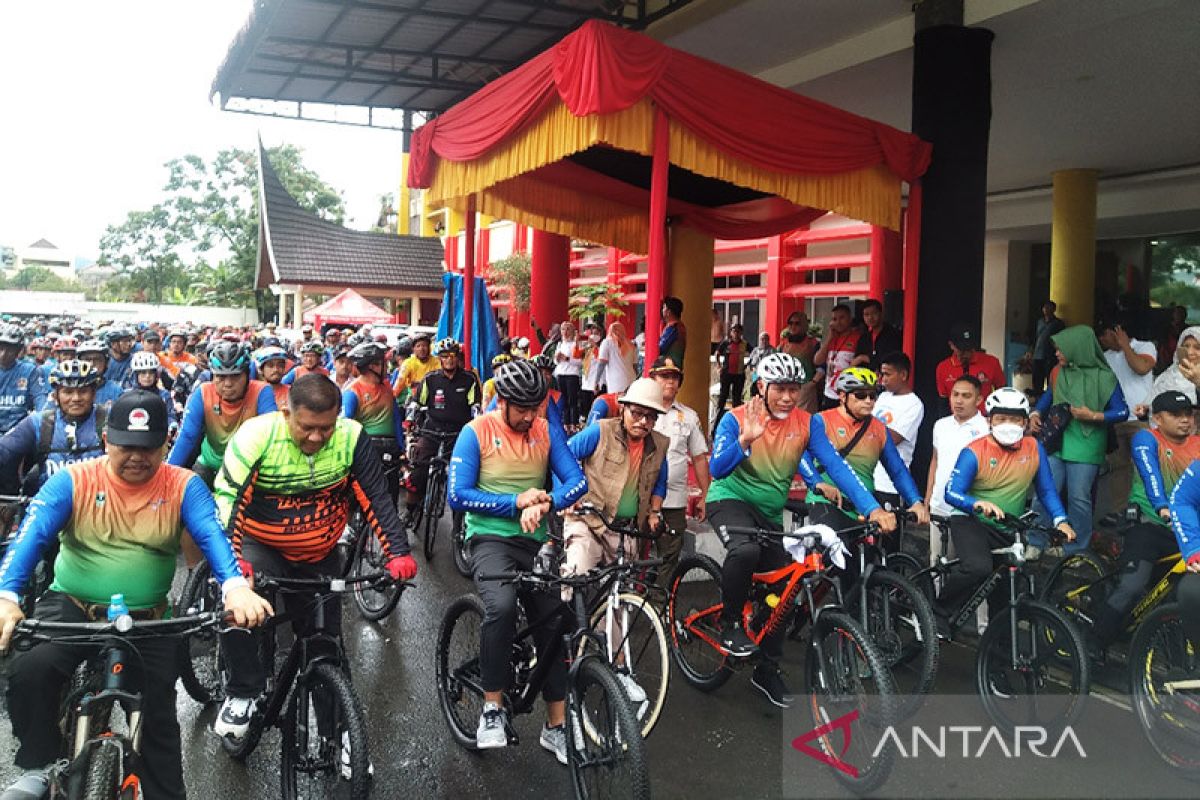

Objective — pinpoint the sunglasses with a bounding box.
[626,407,659,423]
[851,390,878,401]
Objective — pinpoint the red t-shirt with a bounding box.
[935,351,1006,411]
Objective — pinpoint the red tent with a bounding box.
[303,288,393,330]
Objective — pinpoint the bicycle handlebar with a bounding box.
[572,503,661,540]
[478,557,663,588]
[255,573,412,594]
[0,495,30,505]
[14,611,225,642]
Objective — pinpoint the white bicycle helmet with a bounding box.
[756,353,807,385]
[131,351,160,373]
[985,386,1030,418]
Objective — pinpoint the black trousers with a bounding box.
[471,535,567,702]
[6,591,186,799]
[1179,572,1200,649]
[557,374,582,426]
[715,373,745,427]
[1094,522,1179,643]
[222,540,343,698]
[941,516,1012,618]
[368,435,402,509]
[1032,358,1051,395]
[711,500,790,663]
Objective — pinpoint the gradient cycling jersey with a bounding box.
[945,434,1067,529]
[281,364,328,386]
[167,379,276,471]
[805,407,921,515]
[1130,429,1200,525]
[342,376,402,441]
[585,392,620,426]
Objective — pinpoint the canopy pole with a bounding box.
[902,181,923,366]
[463,195,477,371]
[643,107,670,373]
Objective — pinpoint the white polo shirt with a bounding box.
[872,390,925,494]
[930,411,989,515]
[1104,339,1157,408]
[653,400,708,509]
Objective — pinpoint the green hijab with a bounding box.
[1050,325,1118,416]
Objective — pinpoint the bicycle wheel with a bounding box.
[83,741,121,800]
[281,662,370,800]
[805,609,899,794]
[1038,551,1110,629]
[586,592,670,737]
[451,512,472,578]
[422,469,443,561]
[666,554,731,692]
[886,552,935,604]
[351,520,403,622]
[855,569,939,719]
[568,657,650,800]
[975,598,1090,734]
[436,594,486,750]
[175,562,226,704]
[1129,602,1200,773]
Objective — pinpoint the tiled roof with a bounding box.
[257,145,444,292]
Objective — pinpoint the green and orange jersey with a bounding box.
[342,376,398,437]
[944,434,1067,529]
[804,406,922,515]
[167,379,277,471]
[1130,428,1200,525]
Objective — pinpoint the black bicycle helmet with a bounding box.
[299,340,325,356]
[208,342,251,376]
[104,325,134,345]
[0,324,24,346]
[348,341,387,368]
[493,360,549,406]
[49,359,102,389]
[395,336,414,359]
[530,352,555,372]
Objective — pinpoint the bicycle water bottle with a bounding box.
[107,593,130,622]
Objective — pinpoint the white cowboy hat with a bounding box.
[619,377,668,414]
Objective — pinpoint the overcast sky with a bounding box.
[0,1,403,263]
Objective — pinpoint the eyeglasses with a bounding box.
[626,407,659,423]
[851,390,878,401]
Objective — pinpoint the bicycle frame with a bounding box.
[1127,557,1186,628]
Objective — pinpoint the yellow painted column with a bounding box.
[1048,169,1098,326]
[397,153,411,235]
[419,191,437,237]
[669,224,715,437]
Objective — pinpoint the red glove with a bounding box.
[386,554,418,581]
[1188,553,1200,568]
[237,558,254,581]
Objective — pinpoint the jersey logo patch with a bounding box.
[988,457,998,468]
[836,427,847,438]
[492,436,503,450]
[16,378,26,390]
[95,491,106,506]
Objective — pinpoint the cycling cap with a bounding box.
[835,367,879,394]
[0,324,24,346]
[984,387,1030,418]
[208,342,251,376]
[348,342,387,367]
[530,352,555,372]
[77,339,107,358]
[131,352,161,372]
[493,360,548,406]
[299,340,326,356]
[756,353,806,385]
[49,359,102,389]
[253,346,288,367]
[435,337,461,356]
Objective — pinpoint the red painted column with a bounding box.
[463,197,477,371]
[764,234,786,342]
[869,225,904,301]
[643,108,670,372]
[530,229,571,352]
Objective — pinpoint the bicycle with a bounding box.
[218,571,408,800]
[893,511,1091,734]
[342,510,406,622]
[409,428,467,573]
[10,611,222,800]
[436,554,655,799]
[1127,600,1200,773]
[666,517,900,793]
[0,494,44,615]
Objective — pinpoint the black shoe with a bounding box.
[720,621,758,658]
[931,602,953,641]
[751,664,793,708]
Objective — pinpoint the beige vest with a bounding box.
[572,417,668,533]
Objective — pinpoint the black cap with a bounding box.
[106,390,168,448]
[1152,390,1196,415]
[949,323,978,348]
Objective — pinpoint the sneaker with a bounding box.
[339,730,375,781]
[539,723,568,766]
[615,671,647,703]
[476,702,508,750]
[1024,545,1042,562]
[213,696,257,739]
[1,769,50,800]
[720,621,759,658]
[751,664,793,709]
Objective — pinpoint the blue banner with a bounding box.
[436,272,501,377]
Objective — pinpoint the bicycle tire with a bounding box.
[854,569,939,719]
[83,740,121,800]
[452,512,472,578]
[436,594,487,750]
[1038,551,1110,630]
[175,561,225,704]
[585,591,670,738]
[568,657,650,800]
[975,598,1090,735]
[886,552,935,604]
[1128,602,1200,773]
[351,517,403,622]
[805,609,899,794]
[281,662,371,800]
[666,554,731,692]
[422,469,443,561]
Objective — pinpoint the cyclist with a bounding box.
[167,342,276,488]
[0,324,48,435]
[40,337,76,383]
[707,353,892,706]
[282,340,328,385]
[26,337,50,370]
[331,344,353,388]
[585,389,622,426]
[0,391,271,800]
[404,338,481,521]
[212,374,416,750]
[0,360,106,494]
[253,345,291,408]
[392,331,436,401]
[76,338,125,409]
[159,327,197,379]
[1167,458,1200,650]
[942,387,1074,619]
[481,353,512,410]
[129,351,178,431]
[341,341,405,507]
[103,325,136,387]
[448,359,587,762]
[1090,390,1200,648]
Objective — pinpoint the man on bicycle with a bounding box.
[707,353,892,706]
[392,331,436,401]
[405,338,480,522]
[942,387,1074,620]
[282,340,328,385]
[1166,458,1200,652]
[102,325,136,387]
[0,391,270,800]
[447,359,587,763]
[254,344,292,408]
[1090,390,1200,649]
[0,324,48,435]
[212,374,417,747]
[342,341,406,507]
[76,338,125,409]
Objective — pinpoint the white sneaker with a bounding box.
[2,768,51,800]
[539,723,568,765]
[213,696,257,739]
[476,702,508,750]
[615,671,647,704]
[339,730,375,780]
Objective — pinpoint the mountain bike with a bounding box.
[666,518,900,793]
[411,428,467,572]
[436,555,656,799]
[0,494,45,615]
[342,510,406,622]
[1127,600,1200,774]
[11,611,223,800]
[218,571,407,799]
[894,512,1090,734]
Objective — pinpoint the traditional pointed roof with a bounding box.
[256,144,444,292]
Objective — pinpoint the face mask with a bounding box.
[992,422,1024,446]
[590,334,601,344]
[772,410,790,420]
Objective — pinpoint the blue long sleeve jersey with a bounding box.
[166,382,277,469]
[1033,381,1130,423]
[0,361,48,434]
[0,408,105,488]
[944,438,1068,525]
[563,422,668,499]
[1169,460,1200,562]
[798,425,923,509]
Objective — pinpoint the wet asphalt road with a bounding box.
[0,518,1181,799]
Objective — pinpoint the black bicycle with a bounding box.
[410,428,467,573]
[0,494,44,615]
[436,556,654,799]
[342,510,406,622]
[1127,599,1200,773]
[10,611,223,800]
[218,572,407,800]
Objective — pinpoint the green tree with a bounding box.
[10,265,78,292]
[569,282,627,324]
[98,205,187,303]
[488,252,532,312]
